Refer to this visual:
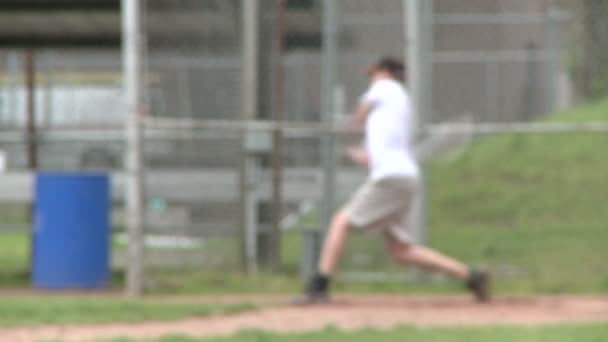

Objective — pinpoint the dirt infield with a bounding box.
[3,295,608,342]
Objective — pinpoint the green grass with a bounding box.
[0,231,29,286]
[0,297,255,327]
[426,98,608,294]
[0,203,28,224]
[0,230,128,288]
[97,324,608,342]
[148,269,301,295]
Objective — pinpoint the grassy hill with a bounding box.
[427,98,608,294]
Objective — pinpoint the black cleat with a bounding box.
[467,268,491,302]
[292,273,331,305]
[290,290,330,305]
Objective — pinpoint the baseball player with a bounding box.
[294,56,490,304]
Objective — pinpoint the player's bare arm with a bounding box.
[348,101,374,130]
[346,146,369,169]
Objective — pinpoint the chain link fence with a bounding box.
[0,0,607,293]
[433,0,572,124]
[419,0,608,292]
[0,50,124,171]
[134,0,608,291]
[0,48,124,282]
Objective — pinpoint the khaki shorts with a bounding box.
[344,176,419,244]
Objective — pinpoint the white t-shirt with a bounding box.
[361,79,419,180]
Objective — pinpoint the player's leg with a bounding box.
[379,184,469,278]
[293,180,379,304]
[385,236,469,280]
[318,209,352,276]
[292,209,352,304]
[384,179,491,301]
[385,229,491,302]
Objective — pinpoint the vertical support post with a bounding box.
[240,0,260,274]
[177,68,193,119]
[421,0,434,127]
[545,6,559,115]
[485,60,499,122]
[520,42,538,121]
[25,50,37,171]
[319,0,337,246]
[270,0,285,269]
[405,0,419,131]
[43,52,53,127]
[25,49,37,275]
[0,52,4,124]
[122,0,145,297]
[8,51,19,126]
[405,0,433,246]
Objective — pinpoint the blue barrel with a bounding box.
[33,173,110,289]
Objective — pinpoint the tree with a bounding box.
[576,0,608,100]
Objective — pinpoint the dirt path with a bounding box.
[3,295,608,342]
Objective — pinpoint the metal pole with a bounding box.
[405,0,432,246]
[25,51,37,171]
[122,0,145,297]
[43,52,53,127]
[420,0,433,246]
[405,0,419,130]
[240,0,260,274]
[485,61,499,122]
[422,0,434,126]
[545,6,559,115]
[8,51,19,126]
[0,52,4,124]
[270,0,285,269]
[320,0,337,239]
[24,49,37,276]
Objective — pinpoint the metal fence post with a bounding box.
[405,0,433,246]
[240,0,260,274]
[122,0,145,297]
[270,0,286,270]
[545,6,560,115]
[319,0,338,250]
[300,0,338,280]
[24,50,37,275]
[25,51,37,171]
[7,51,18,125]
